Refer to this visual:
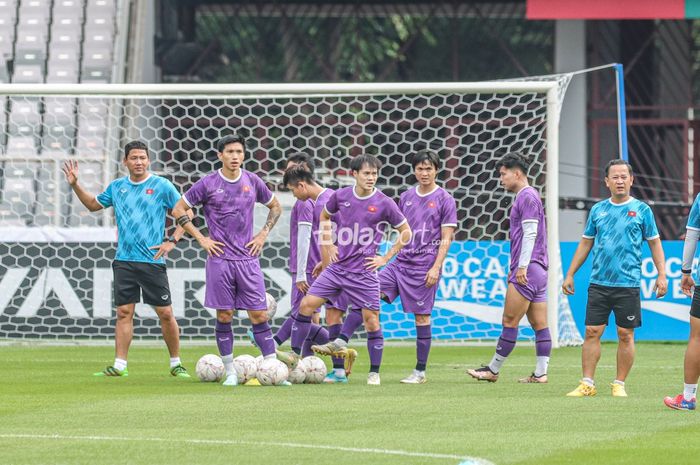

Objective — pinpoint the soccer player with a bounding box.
[664,193,700,410]
[563,159,667,397]
[63,140,190,378]
[286,154,412,386]
[379,150,457,384]
[264,153,329,354]
[171,133,283,386]
[466,152,552,384]
[282,166,357,383]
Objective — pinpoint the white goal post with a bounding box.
[0,81,581,347]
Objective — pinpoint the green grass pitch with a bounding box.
[1,342,699,465]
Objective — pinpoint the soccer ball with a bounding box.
[302,356,327,384]
[265,292,278,319]
[256,358,289,386]
[196,354,225,382]
[287,363,308,384]
[232,354,257,383]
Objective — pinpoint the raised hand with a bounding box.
[62,160,79,186]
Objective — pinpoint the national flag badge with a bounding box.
[628,211,637,217]
[368,205,377,213]
[146,189,154,195]
[243,185,251,192]
[428,201,436,208]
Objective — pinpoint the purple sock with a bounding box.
[367,329,384,373]
[328,323,344,369]
[215,320,233,357]
[340,309,364,341]
[302,324,329,357]
[252,322,276,357]
[274,314,294,346]
[290,313,312,355]
[496,326,518,357]
[535,328,552,357]
[415,324,432,371]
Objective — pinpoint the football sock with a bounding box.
[169,357,181,369]
[222,354,234,376]
[273,316,294,346]
[252,322,276,357]
[684,383,698,401]
[415,324,431,372]
[328,324,344,369]
[340,309,363,341]
[114,358,127,371]
[367,329,384,373]
[290,314,312,355]
[215,320,233,357]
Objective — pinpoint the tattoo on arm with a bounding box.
[263,206,281,232]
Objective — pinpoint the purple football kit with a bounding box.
[380,185,458,314]
[508,186,548,302]
[307,186,407,311]
[184,169,274,310]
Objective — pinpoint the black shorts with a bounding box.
[690,287,700,319]
[112,260,172,307]
[585,283,641,329]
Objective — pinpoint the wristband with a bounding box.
[682,269,692,275]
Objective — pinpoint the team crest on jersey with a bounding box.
[146,189,154,195]
[368,205,377,213]
[627,211,637,217]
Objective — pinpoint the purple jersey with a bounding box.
[289,199,313,273]
[307,188,335,274]
[324,186,406,272]
[183,169,274,261]
[509,186,548,274]
[395,186,458,269]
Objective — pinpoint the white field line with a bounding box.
[0,433,495,465]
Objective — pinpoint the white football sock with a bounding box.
[114,358,127,371]
[488,354,506,374]
[221,354,234,376]
[684,383,698,401]
[534,356,549,377]
[169,357,181,368]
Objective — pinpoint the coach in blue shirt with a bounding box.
[562,159,667,398]
[64,141,191,379]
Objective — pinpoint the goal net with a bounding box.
[0,81,583,346]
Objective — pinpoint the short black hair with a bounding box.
[124,140,149,159]
[283,165,315,187]
[349,154,382,172]
[411,149,440,170]
[495,152,532,175]
[216,133,246,153]
[286,152,315,175]
[605,159,634,177]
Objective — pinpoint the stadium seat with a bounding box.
[6,136,38,156]
[12,64,43,83]
[0,164,36,220]
[46,66,79,83]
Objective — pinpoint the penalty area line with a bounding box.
[0,433,495,464]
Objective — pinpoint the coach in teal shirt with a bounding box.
[562,159,667,398]
[64,140,191,379]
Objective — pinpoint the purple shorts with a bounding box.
[291,272,321,315]
[379,261,437,315]
[308,263,380,311]
[205,257,267,311]
[508,262,548,303]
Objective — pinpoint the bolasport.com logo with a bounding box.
[315,221,412,247]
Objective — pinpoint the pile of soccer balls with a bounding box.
[195,292,328,385]
[195,354,327,385]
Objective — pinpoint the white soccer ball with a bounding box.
[302,356,327,384]
[232,354,257,383]
[196,354,225,382]
[266,292,278,319]
[256,358,289,386]
[287,363,308,384]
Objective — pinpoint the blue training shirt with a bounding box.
[687,193,700,279]
[582,197,659,287]
[96,174,180,264]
